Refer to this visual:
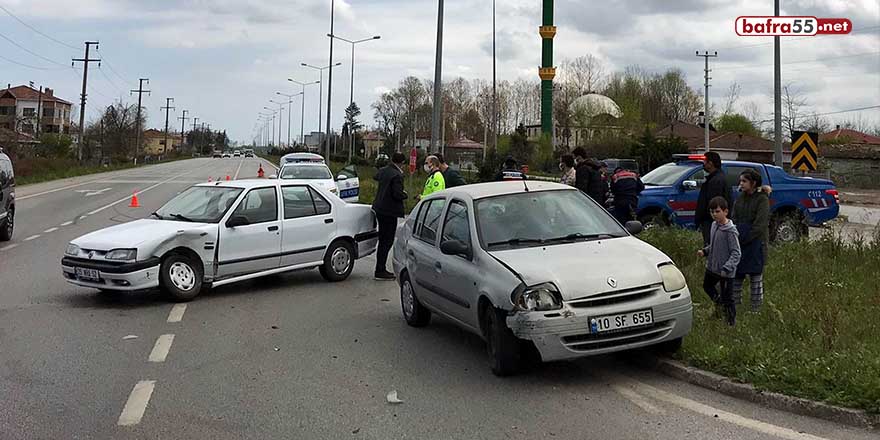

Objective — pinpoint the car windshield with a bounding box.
[474,189,627,250]
[642,163,698,186]
[154,186,243,223]
[280,165,332,180]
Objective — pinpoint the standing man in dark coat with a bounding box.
[695,151,732,245]
[435,153,466,188]
[571,147,606,206]
[610,167,645,224]
[372,152,408,281]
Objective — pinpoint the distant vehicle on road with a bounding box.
[637,155,839,242]
[244,149,255,158]
[233,150,242,157]
[222,152,231,158]
[62,180,378,301]
[392,181,692,376]
[212,150,222,158]
[279,162,360,203]
[280,152,325,165]
[0,148,15,241]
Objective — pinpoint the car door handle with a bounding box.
[434,262,442,270]
[268,226,279,232]
[324,218,334,224]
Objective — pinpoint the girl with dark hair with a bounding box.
[731,168,771,312]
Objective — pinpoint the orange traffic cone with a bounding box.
[258,165,265,178]
[129,192,141,208]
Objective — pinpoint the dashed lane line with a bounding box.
[1,244,18,251]
[233,158,245,180]
[24,235,40,241]
[167,304,186,323]
[148,334,175,363]
[86,167,205,217]
[117,380,156,426]
[60,221,73,226]
[43,227,59,233]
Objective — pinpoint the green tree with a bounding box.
[39,133,73,158]
[715,113,758,136]
[630,127,688,171]
[509,123,531,164]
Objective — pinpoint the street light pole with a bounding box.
[270,99,286,148]
[328,34,381,162]
[302,63,341,158]
[288,79,320,146]
[264,107,277,147]
[430,0,444,152]
[325,0,336,162]
[277,92,302,149]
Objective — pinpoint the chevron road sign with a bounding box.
[791,131,819,172]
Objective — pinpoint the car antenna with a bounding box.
[522,176,529,192]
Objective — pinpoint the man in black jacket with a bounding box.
[435,153,466,188]
[571,147,606,205]
[695,151,732,245]
[372,152,408,280]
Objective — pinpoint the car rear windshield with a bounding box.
[474,189,627,250]
[280,165,332,180]
[642,163,697,186]
[155,186,243,223]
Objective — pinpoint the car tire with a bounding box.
[653,336,683,354]
[319,240,355,282]
[160,253,203,302]
[638,212,666,230]
[484,306,523,377]
[771,212,807,243]
[0,208,13,242]
[400,273,431,327]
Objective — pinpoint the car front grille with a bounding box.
[566,284,660,308]
[560,320,674,352]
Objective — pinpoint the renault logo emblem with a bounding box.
[88,251,95,260]
[607,277,618,288]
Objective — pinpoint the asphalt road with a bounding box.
[1,158,877,440]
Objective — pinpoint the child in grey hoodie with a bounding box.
[698,196,742,326]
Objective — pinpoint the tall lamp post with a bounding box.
[288,79,320,145]
[327,34,381,162]
[302,62,342,159]
[270,99,286,148]
[277,91,303,149]
[263,108,277,147]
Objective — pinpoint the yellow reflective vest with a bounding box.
[421,170,446,197]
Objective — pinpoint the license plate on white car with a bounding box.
[340,188,359,198]
[75,267,101,281]
[590,309,653,333]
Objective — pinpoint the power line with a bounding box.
[757,105,880,123]
[97,66,124,94]
[0,30,68,67]
[0,4,80,51]
[95,48,131,85]
[0,53,63,70]
[723,51,880,71]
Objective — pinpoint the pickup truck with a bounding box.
[636,155,839,242]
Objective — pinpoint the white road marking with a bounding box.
[74,188,113,197]
[264,159,280,171]
[167,304,186,323]
[86,168,201,216]
[1,244,19,251]
[24,235,40,241]
[17,180,101,200]
[117,380,156,426]
[43,227,59,233]
[148,334,175,363]
[628,377,832,440]
[60,221,73,226]
[611,384,664,415]
[79,216,87,220]
[233,158,245,180]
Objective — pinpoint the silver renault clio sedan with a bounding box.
[392,181,693,376]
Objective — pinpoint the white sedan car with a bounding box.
[279,162,360,203]
[61,180,378,301]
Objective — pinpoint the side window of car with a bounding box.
[441,200,471,249]
[417,199,447,244]
[339,164,358,179]
[687,169,706,189]
[281,186,317,219]
[0,159,8,187]
[233,187,278,224]
[725,166,760,188]
[412,201,430,237]
[309,188,331,215]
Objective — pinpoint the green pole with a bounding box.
[539,0,555,136]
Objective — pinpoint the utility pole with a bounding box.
[130,78,150,163]
[277,92,302,148]
[430,0,444,152]
[325,0,337,161]
[161,98,175,155]
[492,0,498,152]
[302,64,340,153]
[696,51,717,153]
[72,41,100,162]
[327,34,381,162]
[773,0,782,166]
[36,85,43,138]
[178,110,189,153]
[270,100,285,148]
[192,117,199,153]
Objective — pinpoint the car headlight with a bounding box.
[658,264,686,292]
[65,243,81,256]
[105,248,138,261]
[512,282,562,311]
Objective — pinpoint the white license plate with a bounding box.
[75,267,101,281]
[590,309,653,333]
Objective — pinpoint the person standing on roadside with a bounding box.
[371,152,408,281]
[559,154,576,187]
[695,152,732,245]
[610,167,645,225]
[731,169,771,313]
[495,156,526,181]
[435,153,466,188]
[698,196,741,326]
[420,155,446,199]
[571,147,606,206]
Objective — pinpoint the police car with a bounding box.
[278,153,360,203]
[636,154,839,242]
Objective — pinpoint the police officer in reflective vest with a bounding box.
[419,155,446,199]
[494,156,526,181]
[610,167,645,225]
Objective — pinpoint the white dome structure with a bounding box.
[569,93,622,119]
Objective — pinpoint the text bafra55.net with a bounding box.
[736,16,853,36]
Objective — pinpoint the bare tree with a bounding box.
[560,54,607,95]
[722,82,741,116]
[782,82,808,136]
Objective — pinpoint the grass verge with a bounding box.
[641,226,880,413]
[14,155,190,186]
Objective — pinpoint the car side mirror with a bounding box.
[682,180,698,191]
[440,239,470,258]
[336,175,348,181]
[625,220,644,236]
[226,215,249,228]
[268,174,277,179]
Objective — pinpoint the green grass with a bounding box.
[641,227,880,413]
[14,155,190,186]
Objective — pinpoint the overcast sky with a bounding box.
[2,0,878,143]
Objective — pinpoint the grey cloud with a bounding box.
[480,30,531,61]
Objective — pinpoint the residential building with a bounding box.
[0,85,73,136]
[820,126,880,189]
[655,120,718,151]
[362,131,386,158]
[693,132,791,165]
[445,138,485,171]
[143,129,183,156]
